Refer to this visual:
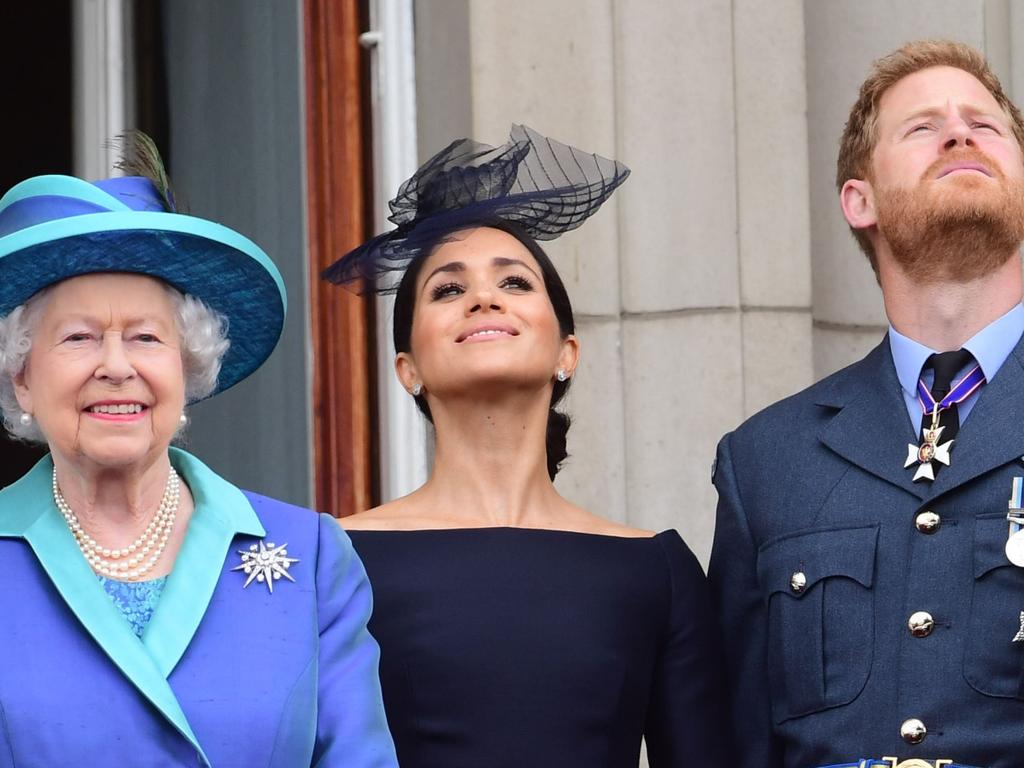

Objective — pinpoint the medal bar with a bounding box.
[1006,477,1024,567]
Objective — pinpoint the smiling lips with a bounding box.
[85,401,149,420]
[456,324,520,343]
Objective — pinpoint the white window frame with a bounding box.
[362,0,429,501]
[72,0,134,179]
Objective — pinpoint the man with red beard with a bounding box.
[709,41,1024,768]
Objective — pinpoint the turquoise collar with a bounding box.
[0,447,266,764]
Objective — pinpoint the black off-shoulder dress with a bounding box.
[348,527,729,768]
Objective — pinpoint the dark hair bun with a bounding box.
[546,408,571,479]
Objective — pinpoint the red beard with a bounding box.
[874,147,1024,283]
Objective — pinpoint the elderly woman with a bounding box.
[0,137,397,767]
[325,126,730,767]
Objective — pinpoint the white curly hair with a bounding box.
[0,281,230,442]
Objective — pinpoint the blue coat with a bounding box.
[0,449,398,767]
[709,336,1024,768]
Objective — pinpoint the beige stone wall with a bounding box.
[414,0,1024,567]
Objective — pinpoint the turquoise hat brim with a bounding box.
[0,211,287,397]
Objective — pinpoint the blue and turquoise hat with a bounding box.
[0,173,286,397]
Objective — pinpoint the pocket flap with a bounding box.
[758,524,879,599]
[974,513,1016,578]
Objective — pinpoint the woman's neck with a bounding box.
[417,390,565,527]
[52,453,173,539]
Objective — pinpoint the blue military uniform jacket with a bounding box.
[0,448,398,767]
[709,335,1024,768]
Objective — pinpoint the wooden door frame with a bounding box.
[304,0,375,516]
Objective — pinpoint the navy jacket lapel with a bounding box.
[928,335,1024,496]
[817,338,927,500]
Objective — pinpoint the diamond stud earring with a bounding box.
[411,383,423,397]
[556,369,569,382]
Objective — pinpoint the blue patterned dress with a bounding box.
[97,575,168,638]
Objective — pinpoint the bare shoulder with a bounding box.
[337,495,454,532]
[560,503,657,539]
[339,499,408,530]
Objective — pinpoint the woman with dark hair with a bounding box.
[325,125,729,767]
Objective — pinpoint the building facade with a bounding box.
[3,0,1023,574]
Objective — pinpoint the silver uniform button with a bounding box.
[915,511,941,533]
[908,611,935,638]
[790,571,807,594]
[900,717,927,744]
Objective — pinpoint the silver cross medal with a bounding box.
[905,405,953,482]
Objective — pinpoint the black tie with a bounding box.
[919,349,974,447]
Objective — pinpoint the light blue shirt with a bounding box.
[889,303,1024,434]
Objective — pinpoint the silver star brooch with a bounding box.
[232,539,299,593]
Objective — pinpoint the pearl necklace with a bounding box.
[52,467,180,580]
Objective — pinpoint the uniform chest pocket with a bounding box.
[757,524,878,724]
[963,513,1024,699]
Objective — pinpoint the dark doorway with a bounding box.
[0,3,73,487]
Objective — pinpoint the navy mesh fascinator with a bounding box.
[322,124,630,292]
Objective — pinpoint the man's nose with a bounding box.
[942,114,975,150]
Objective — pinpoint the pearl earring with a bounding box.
[556,369,569,382]
[411,383,423,397]
[18,412,32,427]
[179,413,188,427]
